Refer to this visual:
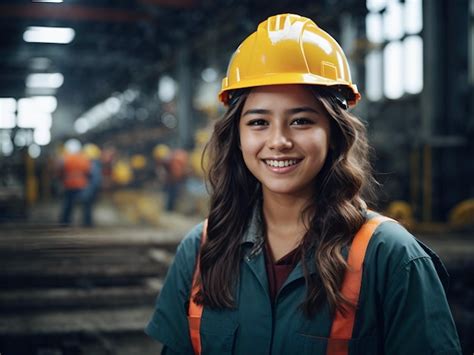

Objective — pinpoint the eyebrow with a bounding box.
[242,106,321,117]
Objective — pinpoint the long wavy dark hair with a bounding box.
[195,85,377,316]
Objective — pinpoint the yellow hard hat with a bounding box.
[219,13,361,107]
[131,154,147,169]
[153,144,171,161]
[83,143,101,160]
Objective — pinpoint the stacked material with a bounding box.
[0,225,189,354]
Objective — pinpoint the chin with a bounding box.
[262,183,312,197]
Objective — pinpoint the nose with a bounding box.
[267,126,293,151]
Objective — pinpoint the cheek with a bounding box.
[238,131,251,162]
[305,131,330,161]
[240,138,257,163]
[239,130,258,154]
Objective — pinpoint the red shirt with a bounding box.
[264,243,301,304]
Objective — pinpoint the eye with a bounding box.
[290,118,314,126]
[246,119,269,126]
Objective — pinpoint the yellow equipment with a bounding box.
[449,199,474,228]
[385,200,415,228]
[219,13,360,107]
[112,160,133,185]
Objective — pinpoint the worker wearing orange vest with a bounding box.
[59,139,91,226]
[146,14,461,354]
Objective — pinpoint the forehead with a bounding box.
[242,84,322,110]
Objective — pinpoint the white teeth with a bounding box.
[265,159,298,168]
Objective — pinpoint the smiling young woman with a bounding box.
[146,14,461,355]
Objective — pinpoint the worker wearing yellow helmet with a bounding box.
[146,14,461,354]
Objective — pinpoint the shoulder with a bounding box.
[362,216,446,286]
[364,216,450,288]
[174,221,205,270]
[178,221,205,249]
[368,218,430,267]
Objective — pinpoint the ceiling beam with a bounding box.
[0,4,153,23]
[137,0,197,8]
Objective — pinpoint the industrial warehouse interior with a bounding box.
[0,0,473,354]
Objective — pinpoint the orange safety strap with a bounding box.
[327,215,393,355]
[188,219,207,355]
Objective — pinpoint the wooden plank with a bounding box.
[0,281,162,310]
[0,306,158,335]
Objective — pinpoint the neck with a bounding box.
[262,190,311,249]
[263,193,307,224]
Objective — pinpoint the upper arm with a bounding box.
[145,223,203,353]
[382,255,461,354]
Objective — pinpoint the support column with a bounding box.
[420,0,445,222]
[176,44,193,149]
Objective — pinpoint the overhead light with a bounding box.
[23,26,75,44]
[158,76,177,102]
[74,118,89,134]
[32,0,63,2]
[104,97,121,114]
[28,144,41,159]
[26,73,64,89]
[22,96,58,113]
[17,97,56,129]
[161,113,177,129]
[17,112,52,130]
[0,98,16,129]
[14,130,33,147]
[201,67,218,83]
[1,132,14,157]
[74,89,139,134]
[34,128,51,146]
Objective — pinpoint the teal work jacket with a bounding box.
[145,211,461,354]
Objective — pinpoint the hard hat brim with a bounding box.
[219,72,360,107]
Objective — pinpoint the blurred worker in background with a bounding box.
[153,143,171,189]
[58,139,91,226]
[81,143,102,227]
[146,13,461,354]
[101,144,118,190]
[130,154,148,188]
[165,148,189,211]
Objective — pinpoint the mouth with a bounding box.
[263,159,301,168]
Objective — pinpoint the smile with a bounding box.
[264,159,300,168]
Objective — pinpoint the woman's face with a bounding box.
[239,84,331,199]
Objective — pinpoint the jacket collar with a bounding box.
[240,203,265,260]
[241,203,264,245]
[240,203,317,276]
